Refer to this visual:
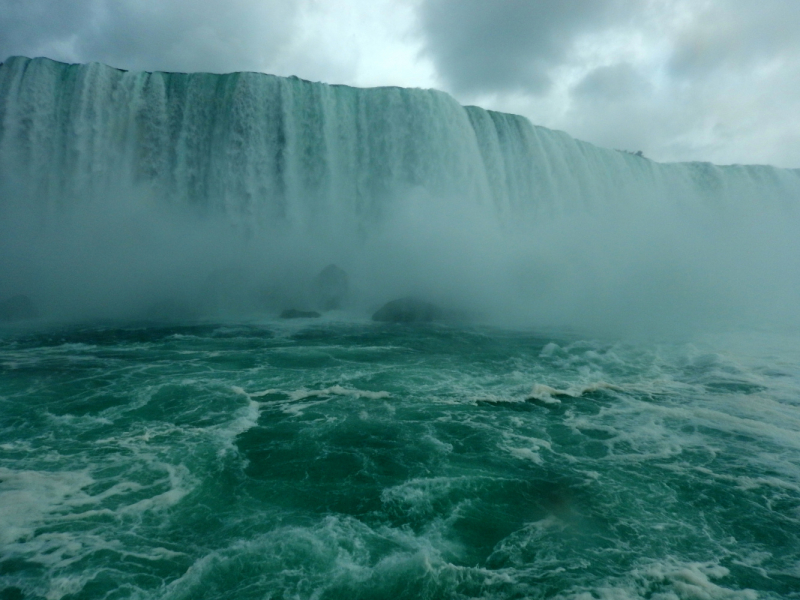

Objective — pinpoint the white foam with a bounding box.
[528,381,621,404]
[540,342,562,357]
[0,467,94,545]
[250,388,281,397]
[637,561,757,600]
[157,514,459,600]
[528,384,563,404]
[233,384,390,404]
[507,447,543,464]
[288,385,391,401]
[214,396,263,458]
[118,464,193,514]
[501,431,552,465]
[44,574,91,600]
[563,560,758,600]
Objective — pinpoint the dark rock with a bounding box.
[280,309,321,319]
[0,295,39,322]
[371,297,443,323]
[312,264,349,310]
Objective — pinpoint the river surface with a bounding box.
[2,319,800,599]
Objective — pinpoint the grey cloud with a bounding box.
[0,0,95,62]
[426,0,800,167]
[566,63,662,156]
[418,0,630,95]
[573,63,650,102]
[0,0,299,74]
[583,1,800,166]
[669,0,800,79]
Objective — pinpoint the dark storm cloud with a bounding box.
[0,0,298,73]
[419,0,628,95]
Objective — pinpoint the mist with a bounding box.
[2,57,799,337]
[3,176,799,339]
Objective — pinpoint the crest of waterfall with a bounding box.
[4,56,798,226]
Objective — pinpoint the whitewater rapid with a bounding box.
[2,322,800,599]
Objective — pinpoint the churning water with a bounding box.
[3,321,800,599]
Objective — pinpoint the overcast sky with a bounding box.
[2,0,799,168]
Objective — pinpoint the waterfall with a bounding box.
[1,56,799,330]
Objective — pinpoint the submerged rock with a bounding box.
[371,297,443,323]
[0,295,39,322]
[312,264,349,310]
[280,309,321,319]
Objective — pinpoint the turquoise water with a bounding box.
[2,320,800,599]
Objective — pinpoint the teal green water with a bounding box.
[2,321,800,599]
